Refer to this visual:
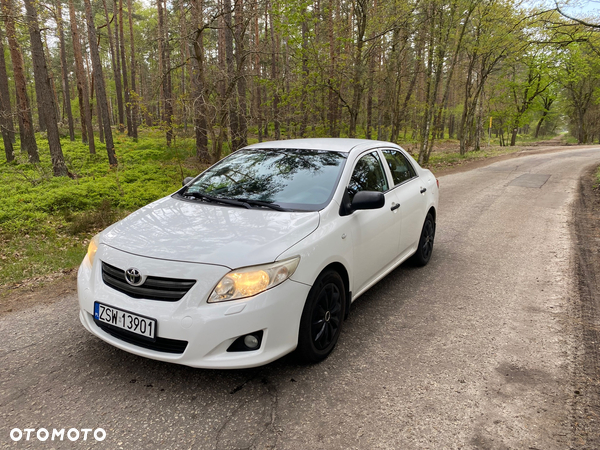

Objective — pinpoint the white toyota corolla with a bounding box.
[78,138,438,369]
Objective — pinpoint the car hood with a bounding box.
[101,196,320,267]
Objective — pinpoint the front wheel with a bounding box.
[411,213,435,266]
[297,270,346,364]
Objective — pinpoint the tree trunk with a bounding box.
[254,2,263,142]
[178,0,188,133]
[224,0,239,149]
[268,6,280,140]
[56,0,75,141]
[157,0,165,133]
[392,60,419,143]
[33,69,46,132]
[118,0,132,136]
[577,107,585,144]
[0,33,14,161]
[43,33,62,126]
[165,0,173,145]
[69,0,95,153]
[157,0,172,145]
[458,55,476,155]
[261,5,268,138]
[1,0,39,162]
[534,97,553,138]
[0,33,14,144]
[90,70,105,143]
[101,0,125,133]
[349,0,367,138]
[191,0,209,162]
[84,0,117,165]
[127,0,138,138]
[365,33,376,140]
[24,0,68,176]
[327,0,337,137]
[418,3,437,164]
[233,0,247,150]
[510,127,518,146]
[475,91,484,151]
[299,12,309,137]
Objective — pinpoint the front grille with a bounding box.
[94,318,188,354]
[102,262,196,301]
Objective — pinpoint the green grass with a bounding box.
[0,129,206,285]
[0,231,86,283]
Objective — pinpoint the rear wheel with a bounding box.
[411,213,435,266]
[297,270,346,363]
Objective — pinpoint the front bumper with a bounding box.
[77,246,310,369]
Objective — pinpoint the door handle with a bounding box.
[420,187,427,194]
[391,203,400,211]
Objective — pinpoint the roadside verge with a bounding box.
[571,164,600,448]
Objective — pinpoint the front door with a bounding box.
[345,151,401,294]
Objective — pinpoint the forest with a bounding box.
[0,0,599,283]
[0,0,599,176]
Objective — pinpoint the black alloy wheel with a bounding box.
[297,270,346,363]
[411,213,435,266]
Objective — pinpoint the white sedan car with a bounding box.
[78,139,438,368]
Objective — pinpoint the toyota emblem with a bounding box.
[125,268,144,286]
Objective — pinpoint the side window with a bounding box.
[347,152,389,200]
[382,150,417,185]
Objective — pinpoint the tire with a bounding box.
[297,270,346,364]
[411,213,435,267]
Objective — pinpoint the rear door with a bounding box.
[381,149,427,255]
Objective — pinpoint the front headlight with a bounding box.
[87,234,100,266]
[208,257,300,303]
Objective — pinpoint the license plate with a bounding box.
[94,302,156,340]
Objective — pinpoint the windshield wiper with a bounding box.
[183,191,251,209]
[234,198,290,211]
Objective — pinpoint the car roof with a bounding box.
[243,138,402,155]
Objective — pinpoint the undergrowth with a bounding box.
[0,130,205,285]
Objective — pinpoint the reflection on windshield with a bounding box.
[184,149,347,211]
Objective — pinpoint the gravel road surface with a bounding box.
[2,147,600,449]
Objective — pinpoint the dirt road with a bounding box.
[1,146,600,449]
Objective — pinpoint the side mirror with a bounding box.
[352,191,385,210]
[183,176,194,186]
[340,190,385,216]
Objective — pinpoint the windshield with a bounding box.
[180,149,348,211]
